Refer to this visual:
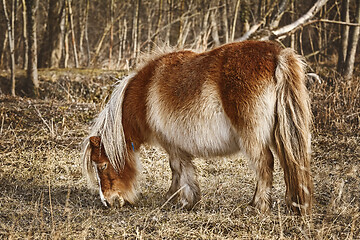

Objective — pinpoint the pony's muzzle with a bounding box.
[100,191,126,208]
[99,191,110,207]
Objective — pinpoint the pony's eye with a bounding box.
[98,163,108,171]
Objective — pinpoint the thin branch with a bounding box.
[277,19,360,40]
[150,5,223,41]
[317,19,360,27]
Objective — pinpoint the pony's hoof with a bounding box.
[249,200,270,214]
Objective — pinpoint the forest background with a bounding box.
[0,0,359,95]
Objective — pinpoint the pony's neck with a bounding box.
[118,150,139,203]
[122,64,155,153]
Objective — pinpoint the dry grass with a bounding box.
[0,70,359,239]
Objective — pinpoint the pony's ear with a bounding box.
[89,136,101,148]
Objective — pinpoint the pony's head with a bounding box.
[88,136,137,207]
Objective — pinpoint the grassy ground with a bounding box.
[0,69,359,239]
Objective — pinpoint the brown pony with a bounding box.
[82,40,313,215]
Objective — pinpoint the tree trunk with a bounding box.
[290,0,295,49]
[221,0,229,43]
[21,0,28,70]
[230,0,241,42]
[132,0,141,61]
[2,0,16,96]
[201,2,210,50]
[63,0,70,68]
[210,9,220,46]
[154,0,163,44]
[343,0,360,80]
[122,18,128,70]
[240,0,250,34]
[177,0,185,47]
[109,0,114,69]
[117,18,127,69]
[269,0,287,29]
[0,31,8,68]
[68,0,79,68]
[117,17,125,69]
[146,5,152,53]
[78,0,85,62]
[38,0,64,68]
[317,8,323,63]
[84,0,90,66]
[26,0,39,96]
[337,0,349,73]
[165,0,172,45]
[258,0,265,21]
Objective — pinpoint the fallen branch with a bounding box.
[317,19,360,27]
[236,21,264,41]
[271,0,329,38]
[238,0,328,41]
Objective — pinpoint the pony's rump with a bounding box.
[82,40,313,214]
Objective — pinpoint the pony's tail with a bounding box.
[274,48,313,215]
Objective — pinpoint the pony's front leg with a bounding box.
[250,147,274,213]
[166,150,200,209]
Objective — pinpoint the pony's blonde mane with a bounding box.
[81,73,135,187]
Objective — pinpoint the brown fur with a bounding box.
[83,40,313,215]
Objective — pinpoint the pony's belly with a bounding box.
[150,110,240,157]
[180,113,240,157]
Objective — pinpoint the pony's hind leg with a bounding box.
[250,146,275,213]
[166,149,200,209]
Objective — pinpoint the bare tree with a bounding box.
[38,0,65,68]
[230,0,241,42]
[221,0,229,43]
[26,0,39,96]
[199,2,211,50]
[109,0,114,68]
[62,0,70,68]
[240,0,250,34]
[177,0,185,47]
[2,0,16,96]
[290,0,295,49]
[343,0,360,80]
[154,0,163,45]
[117,17,127,69]
[0,31,8,69]
[210,8,220,46]
[21,0,28,70]
[337,0,350,73]
[68,0,79,68]
[84,0,90,66]
[165,0,172,45]
[132,0,141,61]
